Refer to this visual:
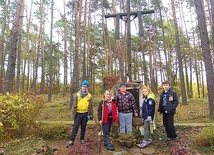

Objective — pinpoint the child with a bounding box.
[66,80,93,148]
[137,86,155,148]
[116,83,138,134]
[97,90,118,151]
[158,80,178,141]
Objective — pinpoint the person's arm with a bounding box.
[130,94,138,116]
[172,91,179,109]
[147,98,155,120]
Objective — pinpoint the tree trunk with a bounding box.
[63,0,68,96]
[179,0,193,98]
[210,0,214,66]
[0,0,9,93]
[48,0,54,102]
[16,29,22,93]
[82,0,88,80]
[5,0,25,93]
[25,0,33,93]
[141,37,148,85]
[40,0,45,94]
[170,0,187,104]
[157,0,170,80]
[194,0,214,119]
[70,0,81,108]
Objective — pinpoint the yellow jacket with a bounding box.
[71,92,93,119]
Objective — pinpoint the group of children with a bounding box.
[66,80,179,151]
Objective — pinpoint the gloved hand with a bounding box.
[146,116,152,123]
[87,115,91,120]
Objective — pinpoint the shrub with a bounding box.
[0,93,44,139]
[195,126,214,149]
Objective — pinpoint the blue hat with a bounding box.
[119,83,126,88]
[81,80,90,87]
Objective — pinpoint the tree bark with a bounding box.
[70,0,81,108]
[170,0,187,104]
[210,0,214,65]
[194,0,214,119]
[40,0,45,94]
[5,0,25,93]
[48,0,54,102]
[63,0,68,96]
[0,0,9,93]
[16,29,22,93]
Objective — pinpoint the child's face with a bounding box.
[163,84,170,91]
[142,89,148,96]
[104,91,112,100]
[120,85,126,92]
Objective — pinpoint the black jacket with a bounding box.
[158,88,178,114]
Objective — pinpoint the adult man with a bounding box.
[66,80,93,148]
[116,83,138,134]
[158,80,178,141]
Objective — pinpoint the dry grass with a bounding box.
[36,94,211,124]
[155,98,211,124]
[36,93,103,122]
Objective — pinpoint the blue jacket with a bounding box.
[158,88,178,114]
[141,97,155,120]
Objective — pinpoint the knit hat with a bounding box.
[81,80,90,87]
[119,83,126,88]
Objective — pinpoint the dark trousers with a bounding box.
[102,118,112,146]
[70,112,88,142]
[163,112,177,138]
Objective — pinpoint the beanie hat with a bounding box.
[81,80,90,87]
[119,83,126,88]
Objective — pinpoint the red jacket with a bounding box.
[98,100,118,124]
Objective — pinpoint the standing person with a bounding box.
[158,80,178,141]
[66,80,93,148]
[116,83,138,134]
[137,86,156,148]
[97,90,118,151]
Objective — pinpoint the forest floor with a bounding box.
[2,123,213,155]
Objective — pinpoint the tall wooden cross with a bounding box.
[105,0,154,82]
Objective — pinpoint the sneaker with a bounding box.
[172,137,178,142]
[139,140,147,144]
[166,137,173,141]
[66,141,73,148]
[147,138,152,144]
[106,144,115,151]
[80,140,85,144]
[137,141,149,148]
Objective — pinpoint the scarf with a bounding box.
[79,90,89,98]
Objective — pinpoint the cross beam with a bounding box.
[104,10,155,18]
[105,1,154,82]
